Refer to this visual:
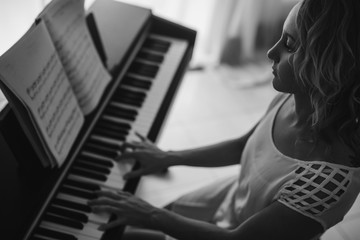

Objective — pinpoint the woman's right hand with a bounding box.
[118,135,175,180]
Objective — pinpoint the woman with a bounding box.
[88,0,360,239]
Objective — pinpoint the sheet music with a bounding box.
[39,0,111,115]
[0,21,84,166]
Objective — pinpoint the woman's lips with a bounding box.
[272,66,277,76]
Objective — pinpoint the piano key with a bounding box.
[100,114,133,128]
[68,168,126,191]
[98,116,132,130]
[122,76,152,90]
[69,168,108,183]
[136,50,164,63]
[80,143,119,160]
[115,87,147,99]
[104,107,137,121]
[34,227,99,240]
[73,161,111,176]
[30,236,50,240]
[85,138,123,156]
[143,37,171,53]
[34,227,77,240]
[73,161,127,185]
[128,61,159,78]
[55,194,109,224]
[77,150,134,182]
[110,96,143,108]
[36,225,99,240]
[63,178,101,192]
[106,103,138,116]
[77,154,114,168]
[91,128,127,142]
[43,214,84,230]
[60,185,98,200]
[41,221,102,239]
[53,198,91,214]
[108,102,139,115]
[47,205,88,223]
[113,90,147,103]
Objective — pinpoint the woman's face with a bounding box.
[267,3,301,94]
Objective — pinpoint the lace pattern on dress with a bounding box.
[278,162,352,216]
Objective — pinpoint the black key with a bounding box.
[128,62,159,78]
[86,138,123,152]
[122,76,152,90]
[111,94,144,107]
[77,155,114,168]
[137,51,164,63]
[43,214,84,230]
[83,142,119,159]
[60,185,98,200]
[73,161,111,175]
[96,120,130,136]
[113,89,146,104]
[104,106,137,121]
[143,38,171,53]
[107,104,138,116]
[63,179,101,192]
[99,117,132,130]
[47,205,88,223]
[115,88,146,100]
[69,167,107,182]
[53,198,92,213]
[35,227,77,240]
[30,237,49,240]
[92,128,127,141]
[111,97,142,107]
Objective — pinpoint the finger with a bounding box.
[88,197,120,208]
[123,169,146,180]
[135,131,147,142]
[94,190,122,200]
[122,141,145,149]
[98,219,125,231]
[117,151,138,161]
[116,190,133,197]
[90,205,120,215]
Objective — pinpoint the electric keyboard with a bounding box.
[0,1,196,239]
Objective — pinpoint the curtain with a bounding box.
[218,0,299,66]
[119,0,298,66]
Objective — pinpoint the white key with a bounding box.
[41,221,103,239]
[56,193,110,224]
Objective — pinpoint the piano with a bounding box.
[0,0,196,239]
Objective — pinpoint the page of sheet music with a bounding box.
[39,0,111,115]
[0,21,84,167]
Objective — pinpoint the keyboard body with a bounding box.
[0,1,196,239]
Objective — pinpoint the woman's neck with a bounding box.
[289,93,313,128]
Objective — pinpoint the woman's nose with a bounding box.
[267,44,278,62]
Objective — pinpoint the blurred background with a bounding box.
[0,1,359,239]
[0,0,297,109]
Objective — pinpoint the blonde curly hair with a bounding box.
[292,0,360,163]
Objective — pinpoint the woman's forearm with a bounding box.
[151,208,235,240]
[167,123,258,168]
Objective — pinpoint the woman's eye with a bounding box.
[285,36,296,52]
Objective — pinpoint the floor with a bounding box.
[134,62,360,240]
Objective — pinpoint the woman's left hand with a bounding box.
[88,190,159,231]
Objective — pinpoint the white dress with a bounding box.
[168,94,360,239]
